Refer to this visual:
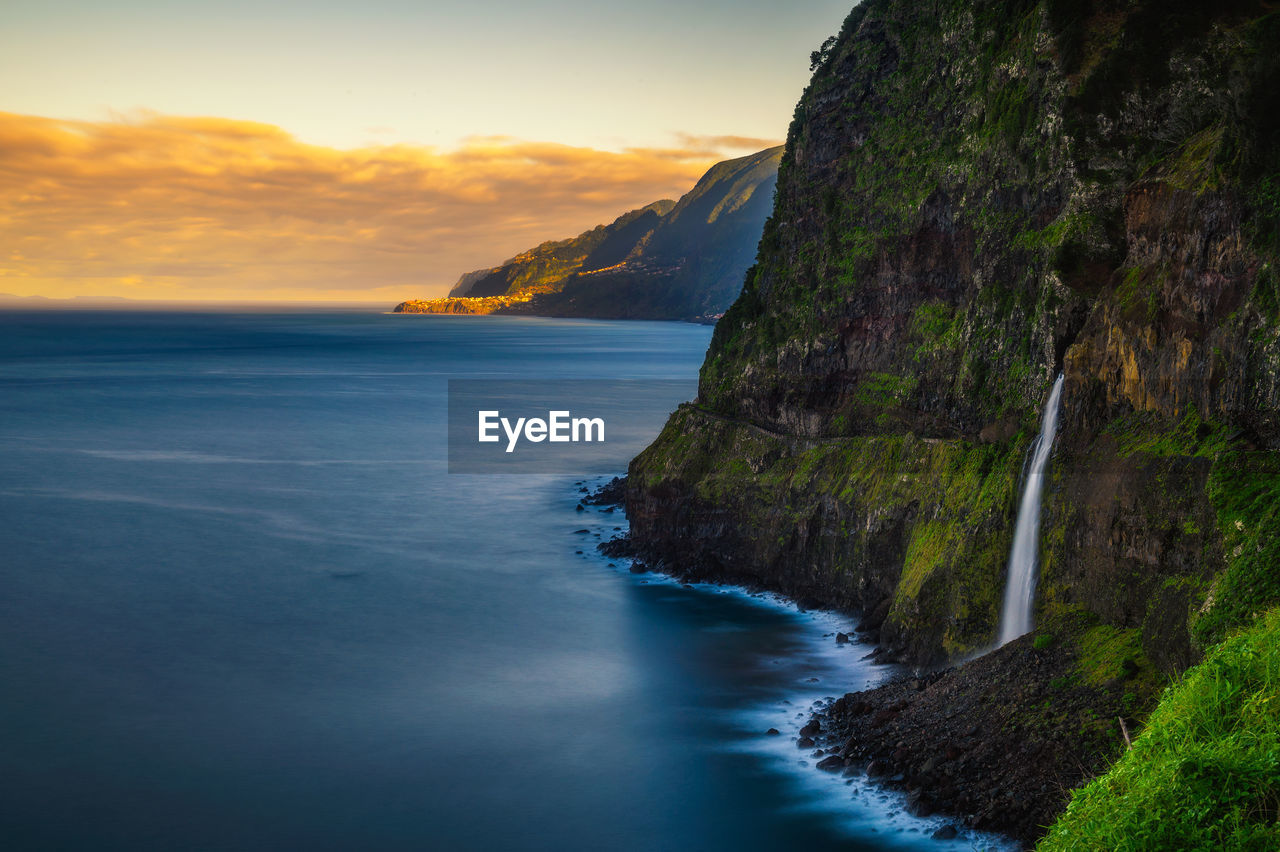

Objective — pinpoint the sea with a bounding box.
[0,310,1008,851]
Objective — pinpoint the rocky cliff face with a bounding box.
[446,201,675,299]
[521,147,783,320]
[627,0,1280,676]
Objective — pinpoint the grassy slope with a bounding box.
[1040,608,1280,850]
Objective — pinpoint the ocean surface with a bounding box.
[0,311,1003,851]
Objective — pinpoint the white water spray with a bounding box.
[997,373,1065,645]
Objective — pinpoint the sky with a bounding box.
[0,0,856,302]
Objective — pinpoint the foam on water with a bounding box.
[572,475,1017,852]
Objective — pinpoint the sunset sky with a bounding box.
[1,0,855,302]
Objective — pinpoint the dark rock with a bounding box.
[799,720,822,738]
[835,632,850,644]
[766,728,781,736]
[598,535,635,558]
[796,736,815,749]
[816,755,847,772]
[858,598,892,634]
[810,638,1163,845]
[931,824,958,841]
[905,790,932,817]
[872,707,900,726]
[582,476,627,507]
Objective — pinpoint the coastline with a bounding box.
[599,468,1119,848]
[577,475,1016,851]
[386,308,722,325]
[804,639,1141,848]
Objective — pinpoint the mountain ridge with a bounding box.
[394,147,782,321]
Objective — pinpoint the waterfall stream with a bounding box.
[997,374,1065,645]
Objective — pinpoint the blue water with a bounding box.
[0,311,1002,851]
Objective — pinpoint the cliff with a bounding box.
[393,147,782,320]
[446,200,675,299]
[624,0,1280,842]
[514,146,783,320]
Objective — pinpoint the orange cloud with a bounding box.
[0,111,731,302]
[673,133,784,154]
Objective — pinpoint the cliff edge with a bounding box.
[626,0,1280,841]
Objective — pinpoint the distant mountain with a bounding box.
[0,293,133,306]
[394,146,782,321]
[447,200,676,299]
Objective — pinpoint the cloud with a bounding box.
[673,133,784,154]
[0,111,736,301]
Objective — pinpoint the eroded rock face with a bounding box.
[627,0,1280,670]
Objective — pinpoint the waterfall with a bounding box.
[997,373,1065,645]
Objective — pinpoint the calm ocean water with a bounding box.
[0,311,1001,851]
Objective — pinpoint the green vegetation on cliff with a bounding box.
[630,405,1030,662]
[1040,607,1280,851]
[1197,451,1280,647]
[630,0,1280,671]
[447,200,675,299]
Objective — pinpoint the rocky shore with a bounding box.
[801,635,1146,848]
[598,470,1153,848]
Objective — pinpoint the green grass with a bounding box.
[1104,406,1234,460]
[853,371,918,409]
[1161,126,1226,195]
[1076,625,1145,688]
[1194,452,1280,647]
[1039,608,1280,851]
